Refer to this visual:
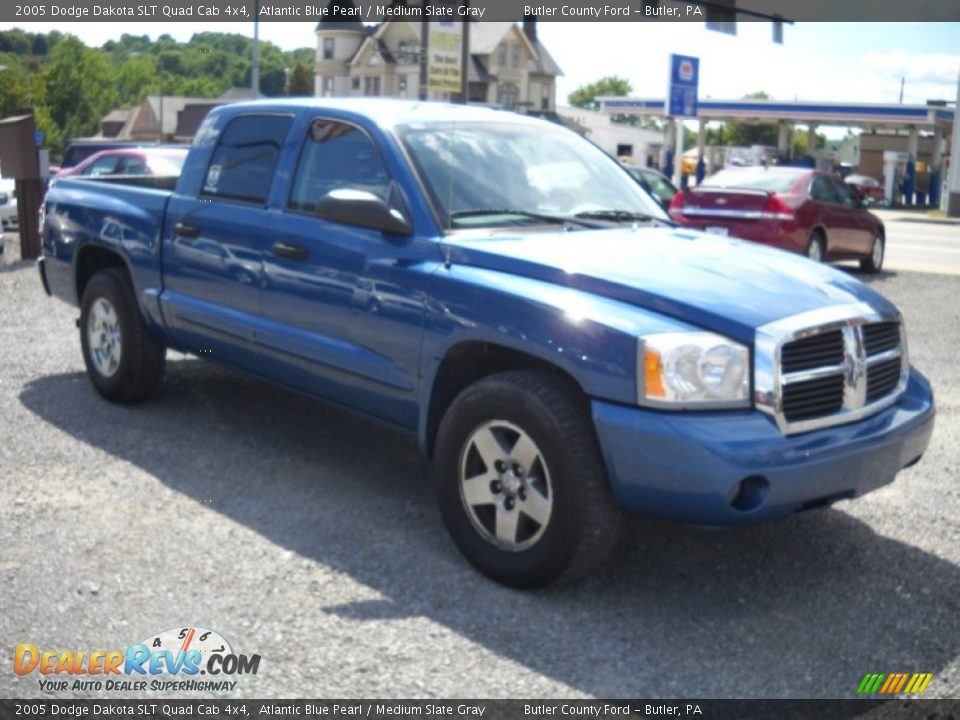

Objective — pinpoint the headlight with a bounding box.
[639,332,750,408]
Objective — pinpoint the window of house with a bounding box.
[351,77,361,91]
[323,37,335,60]
[322,76,334,97]
[541,84,551,110]
[397,40,420,64]
[364,76,381,96]
[511,45,521,68]
[398,75,408,96]
[288,119,391,212]
[497,44,507,66]
[497,82,519,110]
[202,114,294,204]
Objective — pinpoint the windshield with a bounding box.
[397,120,666,228]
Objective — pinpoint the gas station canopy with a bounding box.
[599,98,955,131]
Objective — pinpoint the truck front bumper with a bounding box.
[592,369,935,525]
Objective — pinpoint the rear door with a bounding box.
[830,176,874,254]
[808,175,854,255]
[160,112,294,367]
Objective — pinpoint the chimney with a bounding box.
[523,15,537,44]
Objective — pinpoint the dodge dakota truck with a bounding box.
[38,99,935,587]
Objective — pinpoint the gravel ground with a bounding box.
[1,241,957,700]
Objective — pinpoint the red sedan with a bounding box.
[668,167,886,273]
[844,174,885,204]
[53,147,187,182]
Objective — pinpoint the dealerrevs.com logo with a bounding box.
[14,626,261,693]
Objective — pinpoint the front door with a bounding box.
[257,117,437,429]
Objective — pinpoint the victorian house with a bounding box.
[314,14,562,114]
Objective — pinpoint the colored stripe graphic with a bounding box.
[913,673,933,694]
[879,674,897,693]
[858,672,933,694]
[857,673,885,694]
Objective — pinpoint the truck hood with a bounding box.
[443,226,897,343]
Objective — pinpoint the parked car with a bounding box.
[669,167,886,272]
[39,100,934,588]
[0,178,18,236]
[53,147,188,183]
[59,141,162,172]
[844,173,885,204]
[625,166,677,211]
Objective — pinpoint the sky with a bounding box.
[0,19,957,132]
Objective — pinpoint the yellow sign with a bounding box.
[428,21,463,93]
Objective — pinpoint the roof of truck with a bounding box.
[210,98,546,128]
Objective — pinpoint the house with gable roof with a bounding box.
[314,9,561,114]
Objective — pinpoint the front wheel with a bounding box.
[79,268,166,403]
[433,370,623,588]
[860,233,884,273]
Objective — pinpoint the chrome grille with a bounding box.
[781,330,844,372]
[782,375,845,421]
[863,322,900,355]
[867,357,902,402]
[755,303,908,435]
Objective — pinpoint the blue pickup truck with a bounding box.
[39,99,935,587]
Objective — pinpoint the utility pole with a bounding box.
[419,20,429,101]
[946,65,960,216]
[252,0,261,96]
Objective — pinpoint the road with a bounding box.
[0,246,958,700]
[870,210,960,275]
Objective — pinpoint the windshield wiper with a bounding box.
[449,209,597,228]
[573,210,676,227]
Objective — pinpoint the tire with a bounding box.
[860,232,884,274]
[433,370,624,588]
[805,232,826,263]
[79,268,166,403]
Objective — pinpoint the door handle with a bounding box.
[270,241,308,262]
[174,222,200,238]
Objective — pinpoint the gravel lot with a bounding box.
[1,239,958,700]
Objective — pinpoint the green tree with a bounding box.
[287,62,314,96]
[719,91,778,147]
[115,54,160,106]
[36,36,118,154]
[0,66,28,117]
[568,75,632,109]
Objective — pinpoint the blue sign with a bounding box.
[667,54,699,118]
[34,130,44,146]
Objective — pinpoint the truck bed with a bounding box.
[41,176,174,325]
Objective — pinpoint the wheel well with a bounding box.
[424,341,585,459]
[76,246,126,303]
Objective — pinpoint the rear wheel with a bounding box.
[860,232,884,274]
[433,370,624,588]
[80,268,166,403]
[805,232,826,263]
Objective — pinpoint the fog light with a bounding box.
[730,475,769,512]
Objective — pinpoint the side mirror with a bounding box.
[315,189,412,235]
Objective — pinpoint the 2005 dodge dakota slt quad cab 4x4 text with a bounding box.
[38,100,935,587]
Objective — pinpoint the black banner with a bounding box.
[3,0,960,23]
[1,700,960,720]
